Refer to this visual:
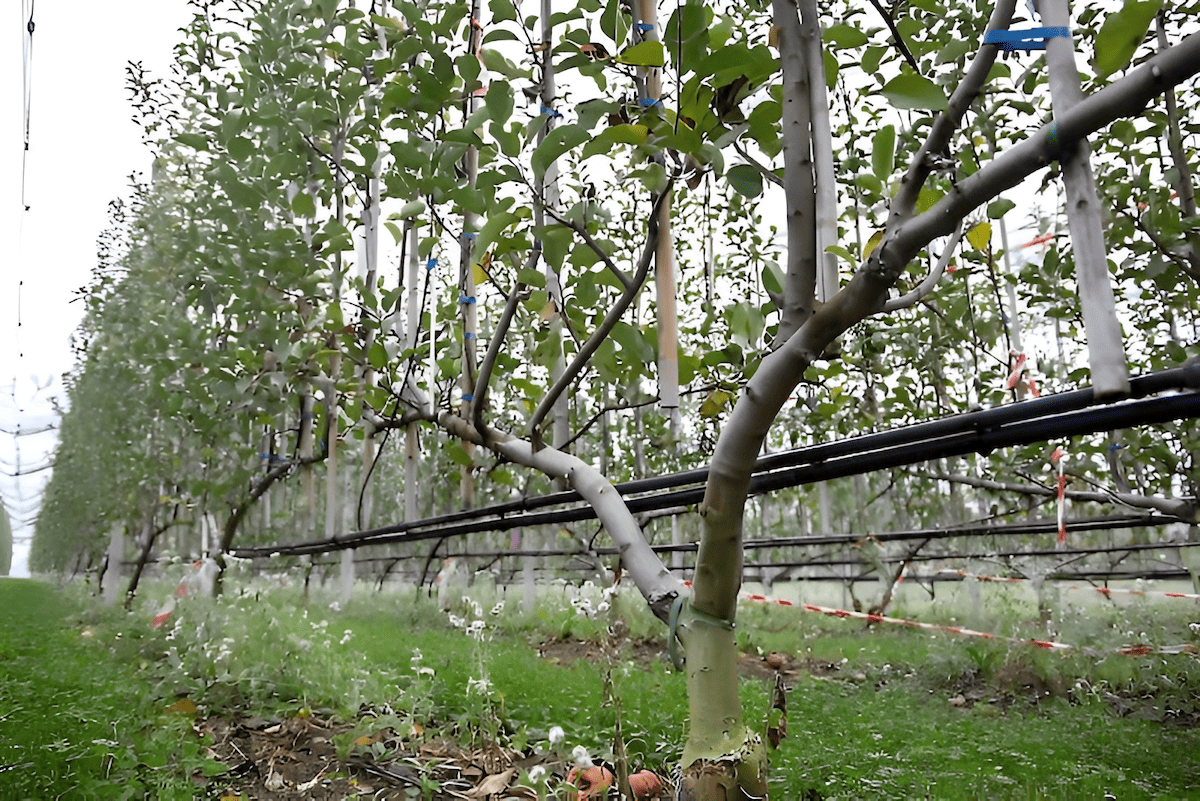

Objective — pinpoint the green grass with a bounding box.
[6,575,1200,799]
[0,578,222,799]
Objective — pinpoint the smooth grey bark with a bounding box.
[773,0,818,342]
[1040,0,1130,399]
[882,221,963,312]
[433,411,683,617]
[1157,12,1198,219]
[800,0,840,304]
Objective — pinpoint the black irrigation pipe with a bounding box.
[323,536,1194,570]
[730,569,1196,584]
[741,539,1199,569]
[231,364,1200,558]
[283,562,1194,586]
[330,515,1176,561]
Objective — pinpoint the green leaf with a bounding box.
[541,224,573,270]
[291,191,316,217]
[531,124,591,179]
[824,50,839,91]
[862,45,887,74]
[518,267,546,288]
[447,442,473,466]
[871,124,895,181]
[855,172,883,196]
[1093,0,1164,78]
[987,198,1016,219]
[397,199,427,219]
[456,53,482,87]
[175,132,209,151]
[480,47,525,79]
[616,40,666,67]
[762,261,785,297]
[726,164,763,198]
[881,72,948,111]
[823,23,868,49]
[488,0,517,23]
[916,185,944,214]
[966,221,992,251]
[484,82,514,125]
[581,124,650,159]
[863,229,885,258]
[368,341,388,370]
[227,136,256,160]
[699,388,734,417]
[825,244,856,264]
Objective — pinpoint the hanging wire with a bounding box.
[21,0,36,210]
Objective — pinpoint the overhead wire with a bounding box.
[20,0,35,210]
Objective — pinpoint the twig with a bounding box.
[866,0,921,74]
[525,176,677,440]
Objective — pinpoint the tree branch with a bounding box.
[1157,11,1199,219]
[882,220,964,312]
[525,178,675,440]
[918,470,1198,522]
[732,139,784,188]
[1121,208,1200,281]
[881,0,1017,252]
[433,411,684,620]
[866,0,921,74]
[870,30,1200,296]
[540,204,634,290]
[471,252,539,439]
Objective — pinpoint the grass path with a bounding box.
[3,579,1200,799]
[0,578,215,799]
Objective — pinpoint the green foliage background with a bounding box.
[29,0,1200,596]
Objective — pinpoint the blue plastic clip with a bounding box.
[461,393,474,401]
[983,27,1069,51]
[426,257,437,271]
[540,105,563,118]
[639,98,663,108]
[459,295,476,304]
[464,332,476,340]
[635,22,654,32]
[463,232,477,240]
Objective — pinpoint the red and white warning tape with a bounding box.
[151,559,217,629]
[952,570,1200,600]
[1051,446,1067,545]
[1004,350,1040,397]
[733,590,1198,657]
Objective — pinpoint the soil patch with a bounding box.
[198,714,569,800]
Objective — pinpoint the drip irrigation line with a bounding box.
[234,512,1177,565]
[231,365,1200,558]
[226,560,1194,588]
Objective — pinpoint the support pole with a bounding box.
[1039,0,1130,399]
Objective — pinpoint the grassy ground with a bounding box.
[4,573,1200,799]
[0,578,223,799]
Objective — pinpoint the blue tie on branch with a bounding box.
[984,27,1070,51]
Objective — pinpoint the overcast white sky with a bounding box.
[2,1,193,576]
